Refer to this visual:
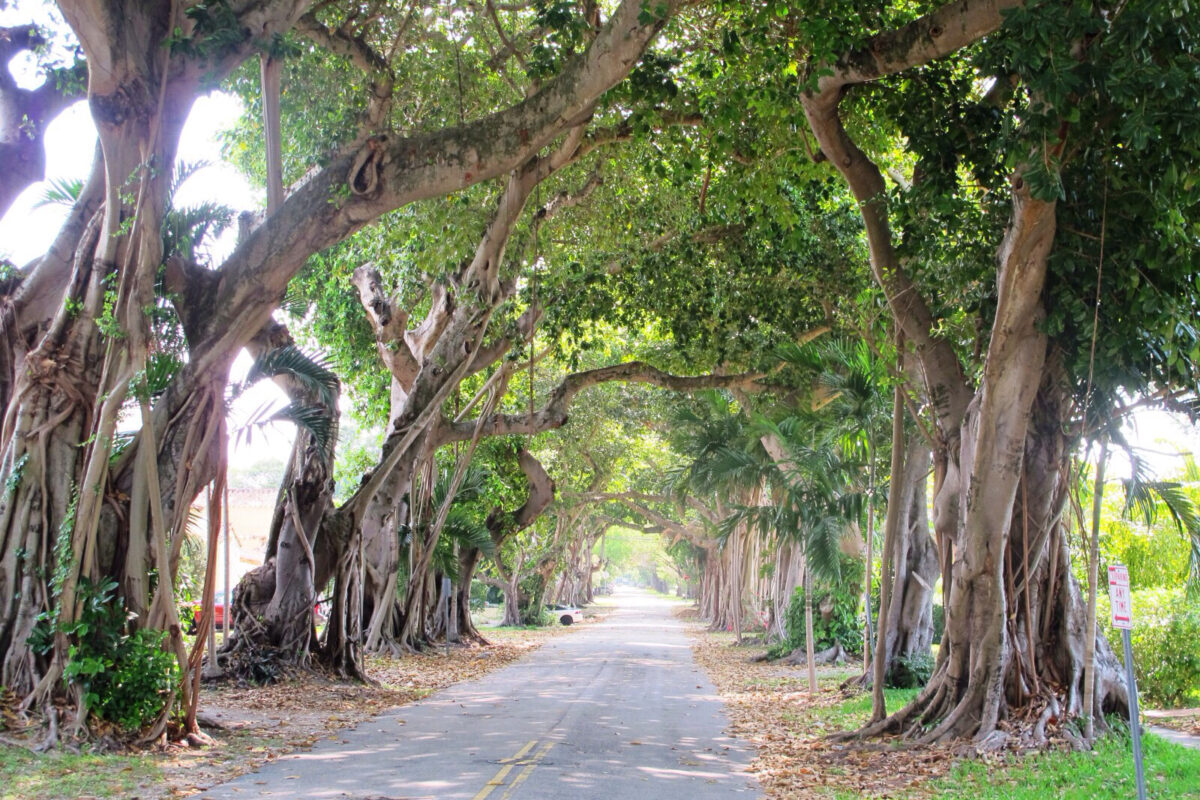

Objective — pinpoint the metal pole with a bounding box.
[206,487,217,660]
[1121,628,1147,800]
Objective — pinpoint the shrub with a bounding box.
[889,651,935,688]
[469,579,489,611]
[777,555,864,657]
[1100,587,1200,708]
[932,603,945,643]
[33,578,180,732]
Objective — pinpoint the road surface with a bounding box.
[195,589,759,799]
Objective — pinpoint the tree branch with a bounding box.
[196,0,681,371]
[0,25,87,218]
[800,0,1005,438]
[810,0,1024,94]
[437,362,765,444]
[295,11,396,133]
[486,448,556,547]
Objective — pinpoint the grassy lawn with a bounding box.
[924,730,1200,800]
[688,624,1200,799]
[815,692,1200,799]
[0,747,161,800]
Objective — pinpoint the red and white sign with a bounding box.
[1108,564,1133,630]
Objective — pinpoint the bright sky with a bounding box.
[0,86,295,462]
[1,4,1197,484]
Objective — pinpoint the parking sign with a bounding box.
[1107,564,1132,629]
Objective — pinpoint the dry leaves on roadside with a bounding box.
[155,625,565,798]
[683,619,956,799]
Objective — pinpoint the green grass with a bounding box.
[804,689,1200,799]
[0,746,160,799]
[929,728,1200,799]
[811,686,920,732]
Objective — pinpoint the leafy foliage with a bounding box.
[235,345,340,454]
[774,555,864,657]
[1100,587,1200,708]
[33,578,179,732]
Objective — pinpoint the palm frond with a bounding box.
[1120,450,1200,594]
[243,345,339,407]
[805,515,845,583]
[441,508,496,557]
[432,463,491,509]
[773,339,824,372]
[161,201,235,262]
[235,400,335,455]
[36,177,84,208]
[273,402,335,454]
[171,159,211,196]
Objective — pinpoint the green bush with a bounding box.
[932,603,945,643]
[469,579,488,611]
[773,555,864,658]
[32,578,180,732]
[889,651,935,688]
[1100,587,1200,708]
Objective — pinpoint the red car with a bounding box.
[187,591,326,634]
[187,590,230,634]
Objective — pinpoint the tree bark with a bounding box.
[802,0,1128,744]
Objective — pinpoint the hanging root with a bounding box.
[34,706,59,752]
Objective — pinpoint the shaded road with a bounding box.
[195,589,759,799]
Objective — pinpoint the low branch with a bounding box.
[438,362,764,445]
[486,448,556,547]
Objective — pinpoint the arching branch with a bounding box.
[195,0,682,368]
[438,362,765,444]
[0,25,87,217]
[799,0,1015,437]
[486,448,556,547]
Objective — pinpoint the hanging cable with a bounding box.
[529,182,541,425]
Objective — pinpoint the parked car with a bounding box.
[546,603,583,626]
[187,591,326,635]
[187,590,229,634]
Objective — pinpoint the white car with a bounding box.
[547,603,583,625]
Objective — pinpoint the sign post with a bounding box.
[1107,564,1146,800]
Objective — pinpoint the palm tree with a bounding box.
[751,412,865,690]
[778,337,892,672]
[665,390,865,690]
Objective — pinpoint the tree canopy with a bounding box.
[0,0,1198,752]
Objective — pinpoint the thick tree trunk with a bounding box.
[877,438,938,689]
[455,547,487,643]
[858,192,1128,746]
[501,576,523,627]
[801,9,1128,742]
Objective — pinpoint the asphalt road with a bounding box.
[195,589,758,800]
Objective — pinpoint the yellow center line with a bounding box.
[472,740,538,800]
[498,741,554,800]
